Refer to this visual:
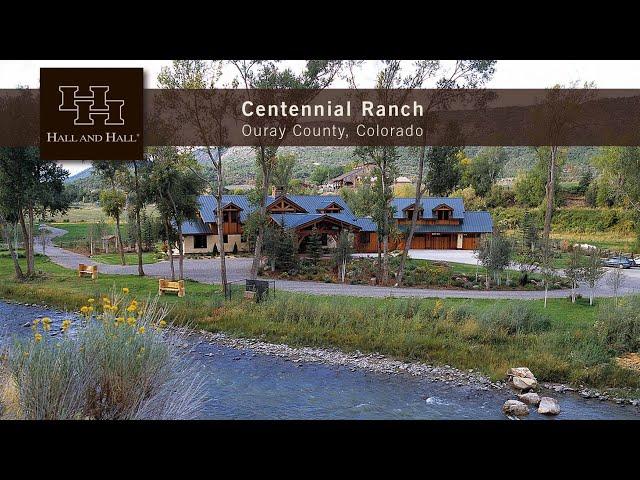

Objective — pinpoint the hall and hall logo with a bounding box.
[40,68,143,160]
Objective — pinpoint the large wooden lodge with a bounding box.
[180,194,493,254]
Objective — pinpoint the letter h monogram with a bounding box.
[59,86,125,126]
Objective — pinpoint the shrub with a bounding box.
[5,291,206,420]
[478,302,551,335]
[596,298,640,354]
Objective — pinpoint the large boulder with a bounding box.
[517,392,541,406]
[507,367,538,392]
[502,400,529,416]
[538,397,561,415]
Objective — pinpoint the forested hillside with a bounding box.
[65,145,601,190]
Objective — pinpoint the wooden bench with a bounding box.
[78,264,98,279]
[159,279,185,297]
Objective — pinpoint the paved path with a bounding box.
[37,226,640,300]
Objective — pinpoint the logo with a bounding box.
[58,86,124,126]
[40,68,143,160]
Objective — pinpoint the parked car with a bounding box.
[604,256,633,269]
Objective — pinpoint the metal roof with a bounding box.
[270,212,362,230]
[392,197,465,219]
[180,219,212,235]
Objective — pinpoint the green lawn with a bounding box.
[90,252,163,265]
[0,255,637,396]
[48,203,107,223]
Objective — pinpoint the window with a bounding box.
[224,210,238,223]
[194,235,207,249]
[359,232,370,244]
[223,234,229,244]
[437,209,450,220]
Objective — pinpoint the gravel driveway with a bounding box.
[36,226,640,300]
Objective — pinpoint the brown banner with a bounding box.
[3,88,640,147]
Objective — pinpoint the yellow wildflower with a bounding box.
[43,323,51,332]
[126,317,137,326]
[23,351,29,357]
[159,320,167,328]
[32,318,41,326]
[88,298,95,304]
[61,319,72,333]
[137,326,145,335]
[34,333,42,343]
[122,287,129,294]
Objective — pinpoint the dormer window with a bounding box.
[317,202,344,214]
[437,209,450,220]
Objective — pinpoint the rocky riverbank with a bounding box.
[2,298,639,414]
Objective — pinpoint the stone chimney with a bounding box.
[272,185,284,197]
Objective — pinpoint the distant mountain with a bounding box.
[65,167,93,184]
[65,146,600,189]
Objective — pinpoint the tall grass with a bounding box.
[2,292,206,420]
[596,297,640,355]
[201,295,640,392]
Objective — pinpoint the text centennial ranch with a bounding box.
[241,100,426,118]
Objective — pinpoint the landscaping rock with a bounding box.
[517,392,541,406]
[507,367,538,391]
[538,397,561,415]
[502,400,529,416]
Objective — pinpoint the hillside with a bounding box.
[65,146,601,189]
[221,146,600,184]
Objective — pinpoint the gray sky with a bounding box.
[3,60,639,175]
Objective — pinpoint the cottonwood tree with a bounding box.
[147,147,206,281]
[395,60,496,286]
[157,60,234,297]
[463,146,507,196]
[230,60,342,279]
[0,147,69,277]
[121,159,151,275]
[93,161,127,265]
[515,210,542,285]
[606,266,626,307]
[534,83,595,247]
[583,249,606,306]
[476,231,512,289]
[565,247,586,303]
[333,230,354,283]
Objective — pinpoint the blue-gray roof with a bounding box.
[197,195,255,223]
[270,212,363,230]
[392,197,465,219]
[190,194,489,236]
[180,219,211,235]
[266,195,351,214]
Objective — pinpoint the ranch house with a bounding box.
[180,194,492,255]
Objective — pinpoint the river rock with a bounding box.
[538,397,561,415]
[517,392,541,406]
[507,367,538,391]
[502,400,529,416]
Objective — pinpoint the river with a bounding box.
[0,301,637,420]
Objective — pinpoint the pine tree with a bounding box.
[307,226,322,269]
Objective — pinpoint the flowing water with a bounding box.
[1,301,638,420]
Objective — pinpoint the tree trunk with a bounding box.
[177,222,184,280]
[215,156,228,297]
[18,212,31,276]
[115,214,125,266]
[133,161,144,276]
[27,206,35,275]
[164,218,175,281]
[250,147,270,280]
[544,284,548,308]
[543,145,558,246]
[135,206,144,276]
[397,145,426,286]
[2,222,23,280]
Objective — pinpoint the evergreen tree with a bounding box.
[307,226,322,268]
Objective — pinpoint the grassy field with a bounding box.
[0,255,637,396]
[48,203,107,223]
[90,252,163,265]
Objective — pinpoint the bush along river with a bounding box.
[0,300,638,420]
